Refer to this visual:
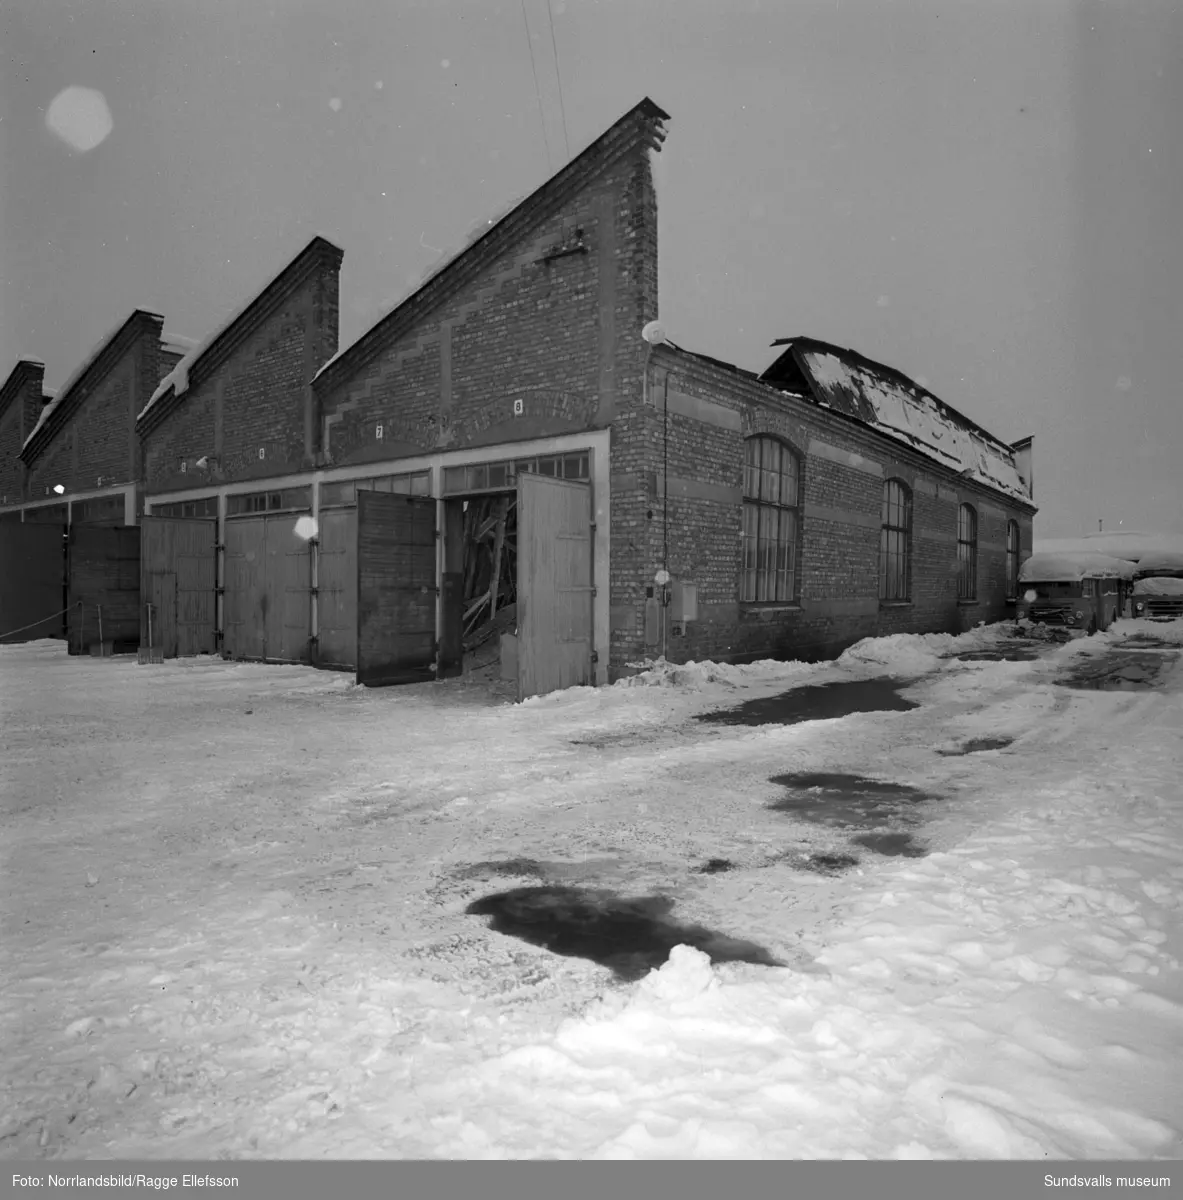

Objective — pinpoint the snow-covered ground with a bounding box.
[2,621,1181,1161]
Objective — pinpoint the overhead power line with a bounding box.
[520,0,552,170]
[544,0,571,162]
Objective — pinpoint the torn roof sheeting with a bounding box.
[1018,551,1137,583]
[763,339,1032,504]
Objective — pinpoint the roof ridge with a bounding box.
[313,97,669,395]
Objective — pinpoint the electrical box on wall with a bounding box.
[670,580,698,623]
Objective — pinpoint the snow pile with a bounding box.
[837,624,1017,675]
[1116,617,1183,644]
[616,657,820,690]
[798,349,1030,503]
[1019,552,1137,583]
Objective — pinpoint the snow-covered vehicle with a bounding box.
[1131,550,1183,621]
[1016,551,1135,634]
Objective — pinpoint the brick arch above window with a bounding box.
[880,477,912,602]
[957,502,979,601]
[741,435,802,604]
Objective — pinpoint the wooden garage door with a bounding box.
[316,507,357,668]
[0,523,66,644]
[67,526,141,653]
[223,515,311,662]
[356,490,437,686]
[517,473,593,700]
[139,516,216,657]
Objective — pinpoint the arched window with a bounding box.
[741,436,801,603]
[880,479,912,601]
[1005,520,1021,599]
[957,503,978,600]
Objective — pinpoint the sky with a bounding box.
[1,0,1180,538]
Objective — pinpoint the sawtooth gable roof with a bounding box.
[21,311,163,465]
[0,358,47,423]
[763,337,1033,504]
[137,234,344,436]
[312,97,670,398]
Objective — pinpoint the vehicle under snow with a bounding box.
[1131,551,1183,620]
[1016,551,1135,634]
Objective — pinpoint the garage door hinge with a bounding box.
[215,586,225,596]
[309,586,318,596]
[591,651,599,664]
[215,542,225,552]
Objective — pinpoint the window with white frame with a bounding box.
[741,436,801,603]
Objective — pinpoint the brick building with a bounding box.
[0,312,189,526]
[130,96,1033,693]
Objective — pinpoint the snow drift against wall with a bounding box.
[798,350,1030,503]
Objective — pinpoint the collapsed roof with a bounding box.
[762,337,1032,504]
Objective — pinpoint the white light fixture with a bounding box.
[641,321,667,345]
[53,484,65,495]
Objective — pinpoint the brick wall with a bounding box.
[141,259,340,493]
[607,347,1036,677]
[0,362,48,506]
[21,318,163,513]
[316,150,655,471]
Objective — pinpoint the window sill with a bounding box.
[957,599,981,607]
[879,600,913,609]
[740,603,802,615]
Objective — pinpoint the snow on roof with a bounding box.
[1133,576,1183,597]
[22,315,134,450]
[1133,550,1183,575]
[142,234,341,422]
[1018,550,1137,583]
[795,348,1031,503]
[312,194,530,387]
[1035,532,1183,563]
[161,331,199,357]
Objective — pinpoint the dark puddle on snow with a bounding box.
[797,852,861,875]
[696,858,735,874]
[1057,650,1178,692]
[937,735,1015,757]
[695,679,918,727]
[466,885,782,981]
[768,772,941,858]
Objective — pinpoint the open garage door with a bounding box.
[67,526,141,654]
[516,473,594,700]
[0,523,66,644]
[316,507,357,669]
[223,514,312,663]
[140,516,216,657]
[356,490,437,686]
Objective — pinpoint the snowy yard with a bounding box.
[2,622,1182,1161]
